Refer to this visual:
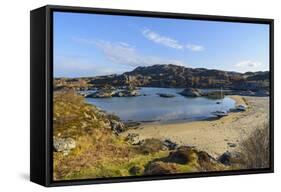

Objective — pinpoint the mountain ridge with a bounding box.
[54,64,269,91]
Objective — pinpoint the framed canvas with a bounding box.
[30,5,274,187]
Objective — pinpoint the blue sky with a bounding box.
[53,12,270,77]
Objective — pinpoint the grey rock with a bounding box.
[218,151,241,165]
[110,119,126,133]
[227,143,237,148]
[126,133,140,145]
[179,88,202,97]
[53,137,76,155]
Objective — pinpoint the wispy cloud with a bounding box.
[142,28,204,52]
[234,60,266,72]
[186,44,205,51]
[54,55,118,77]
[142,29,184,50]
[96,40,186,67]
[93,39,187,67]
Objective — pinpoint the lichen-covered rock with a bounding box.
[53,137,76,155]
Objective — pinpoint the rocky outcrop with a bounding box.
[86,87,140,98]
[113,89,140,97]
[86,90,114,98]
[179,88,202,97]
[55,64,269,93]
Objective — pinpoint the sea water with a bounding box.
[85,87,235,122]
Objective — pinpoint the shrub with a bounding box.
[239,123,270,169]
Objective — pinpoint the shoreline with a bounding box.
[122,95,269,158]
[125,95,246,126]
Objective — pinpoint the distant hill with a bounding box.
[54,64,269,91]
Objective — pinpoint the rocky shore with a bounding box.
[84,86,141,98]
[179,88,269,98]
[122,96,269,158]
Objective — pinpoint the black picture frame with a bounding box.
[30,5,274,187]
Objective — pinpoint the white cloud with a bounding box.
[142,28,204,52]
[234,60,266,72]
[186,44,205,51]
[235,60,262,68]
[142,29,184,49]
[95,40,187,67]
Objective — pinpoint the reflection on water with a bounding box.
[85,87,235,122]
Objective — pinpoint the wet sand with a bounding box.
[122,96,269,157]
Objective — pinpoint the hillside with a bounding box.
[54,64,269,92]
[53,92,237,180]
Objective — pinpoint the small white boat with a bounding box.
[212,110,228,117]
[236,104,247,111]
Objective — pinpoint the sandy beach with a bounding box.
[123,96,269,158]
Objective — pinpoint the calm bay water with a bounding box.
[85,87,235,123]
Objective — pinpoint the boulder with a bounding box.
[53,137,76,155]
[144,161,179,175]
[197,151,213,165]
[167,146,195,164]
[179,88,202,97]
[218,151,241,166]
